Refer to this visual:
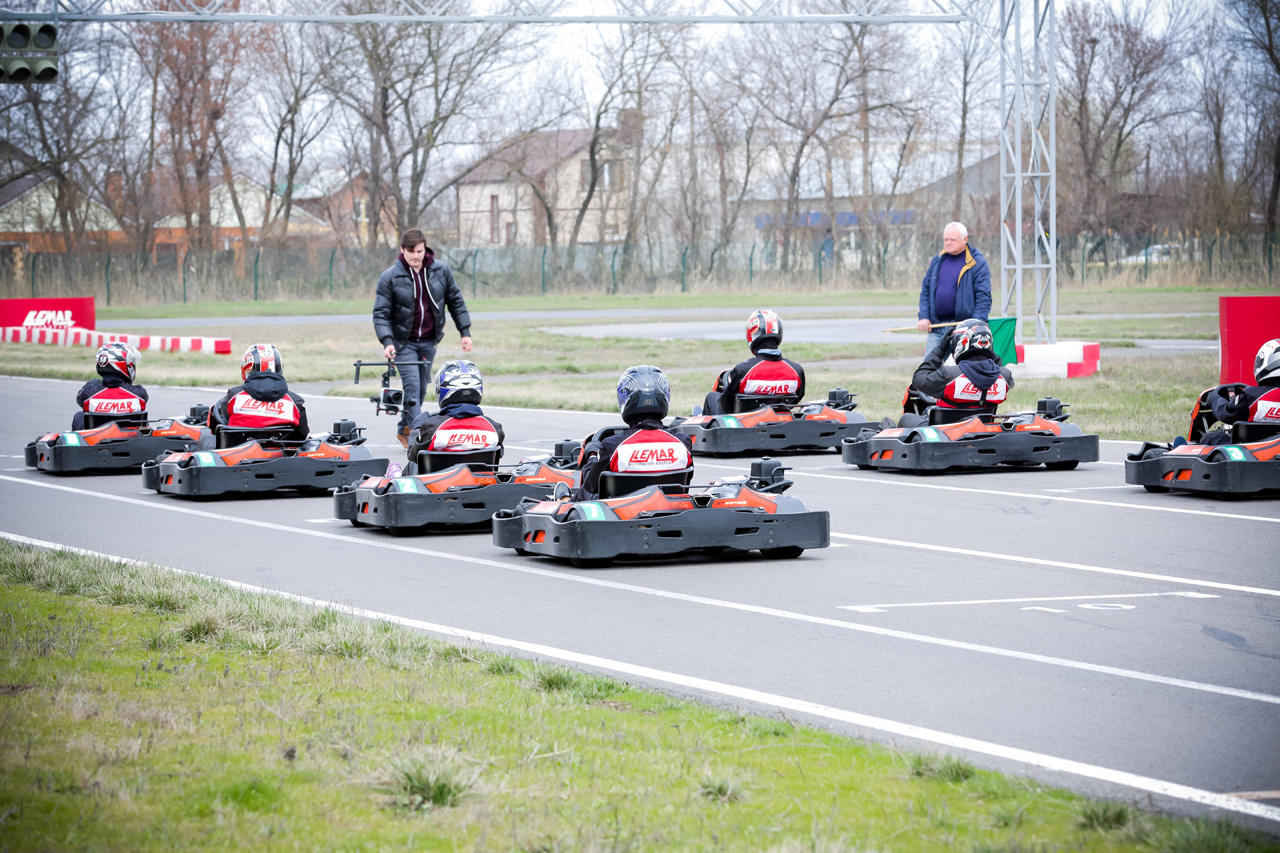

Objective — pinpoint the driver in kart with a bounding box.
[73,343,149,429]
[1191,338,1280,446]
[899,319,1014,428]
[208,344,310,443]
[576,365,693,501]
[702,309,806,415]
[406,360,505,463]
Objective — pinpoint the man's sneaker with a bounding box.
[395,426,411,450]
[384,461,403,479]
[1172,436,1188,448]
[878,417,898,430]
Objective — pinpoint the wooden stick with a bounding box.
[881,321,963,333]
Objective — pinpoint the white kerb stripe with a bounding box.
[2,530,1278,827]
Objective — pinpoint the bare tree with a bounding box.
[1223,0,1280,235]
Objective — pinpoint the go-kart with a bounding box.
[1125,385,1280,496]
[141,420,388,497]
[25,406,211,473]
[492,458,829,568]
[670,388,876,456]
[842,392,1098,472]
[334,441,582,533]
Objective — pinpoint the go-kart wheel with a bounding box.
[570,555,610,569]
[349,518,369,528]
[856,464,875,471]
[760,546,804,559]
[514,548,533,557]
[1143,484,1170,493]
[1045,460,1079,471]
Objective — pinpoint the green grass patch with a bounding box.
[2,541,1278,850]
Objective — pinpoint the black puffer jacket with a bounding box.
[373,256,471,348]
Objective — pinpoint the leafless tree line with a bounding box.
[0,0,1275,276]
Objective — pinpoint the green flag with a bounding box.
[989,317,1017,364]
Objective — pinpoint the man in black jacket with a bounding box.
[373,228,473,447]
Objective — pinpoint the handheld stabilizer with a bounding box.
[353,359,422,417]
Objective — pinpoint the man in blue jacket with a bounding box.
[373,229,473,448]
[916,221,991,354]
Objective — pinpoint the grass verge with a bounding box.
[2,540,1276,851]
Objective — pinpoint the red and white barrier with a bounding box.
[1012,341,1101,379]
[3,326,232,355]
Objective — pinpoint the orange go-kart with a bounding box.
[141,419,388,497]
[1125,385,1280,496]
[671,388,875,456]
[492,458,829,568]
[26,407,210,473]
[842,391,1098,472]
[335,442,582,533]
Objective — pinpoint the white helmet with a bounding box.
[1255,339,1280,386]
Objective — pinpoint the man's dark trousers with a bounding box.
[398,340,437,430]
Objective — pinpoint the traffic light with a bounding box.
[0,23,57,84]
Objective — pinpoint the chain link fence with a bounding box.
[1,232,1274,305]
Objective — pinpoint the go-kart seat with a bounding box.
[597,467,693,499]
[214,425,301,449]
[82,412,148,430]
[927,405,996,426]
[733,394,799,413]
[415,448,501,473]
[1232,421,1280,443]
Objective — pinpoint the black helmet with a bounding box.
[616,365,670,424]
[746,309,783,353]
[96,343,138,383]
[952,319,995,362]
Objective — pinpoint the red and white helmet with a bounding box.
[1256,339,1280,386]
[241,343,284,381]
[96,343,138,383]
[746,309,783,353]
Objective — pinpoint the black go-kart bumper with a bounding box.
[842,428,1099,470]
[26,435,200,473]
[493,500,829,564]
[335,480,560,530]
[676,416,874,456]
[1125,443,1280,495]
[143,453,387,496]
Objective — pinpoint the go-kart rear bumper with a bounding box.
[842,431,1099,470]
[143,456,387,496]
[493,506,829,561]
[676,418,871,456]
[26,436,200,473]
[1124,450,1280,495]
[335,481,558,530]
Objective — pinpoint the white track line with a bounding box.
[1,476,1277,706]
[3,531,1277,827]
[840,591,1219,613]
[699,464,1280,525]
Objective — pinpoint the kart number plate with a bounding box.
[577,502,606,521]
[195,452,216,467]
[1223,446,1246,461]
[919,428,942,442]
[397,478,419,493]
[62,433,81,446]
[721,416,743,429]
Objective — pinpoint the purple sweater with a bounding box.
[935,252,965,321]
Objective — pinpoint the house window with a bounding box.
[580,159,624,192]
[505,222,517,245]
[490,195,500,243]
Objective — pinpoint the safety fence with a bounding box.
[0,232,1273,305]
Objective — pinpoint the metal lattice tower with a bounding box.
[2,0,1055,341]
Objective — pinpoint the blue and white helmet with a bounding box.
[435,359,483,406]
[616,365,670,423]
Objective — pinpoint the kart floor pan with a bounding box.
[144,457,388,496]
[843,432,1100,470]
[336,481,559,530]
[493,507,830,562]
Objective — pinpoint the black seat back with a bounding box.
[1232,421,1280,443]
[733,394,798,413]
[597,467,693,499]
[215,425,298,449]
[83,412,148,430]
[416,448,501,473]
[927,405,995,426]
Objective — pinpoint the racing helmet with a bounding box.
[241,343,284,380]
[96,342,138,383]
[616,365,670,423]
[746,309,783,353]
[952,319,995,362]
[435,359,484,406]
[1255,339,1280,386]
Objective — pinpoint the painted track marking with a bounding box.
[840,591,1219,613]
[3,531,1278,827]
[1,476,1278,706]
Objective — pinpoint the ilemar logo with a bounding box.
[22,309,77,327]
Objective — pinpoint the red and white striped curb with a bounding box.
[1012,341,1101,379]
[3,326,232,354]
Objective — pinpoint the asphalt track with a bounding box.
[3,375,1279,831]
